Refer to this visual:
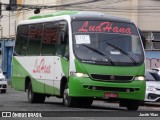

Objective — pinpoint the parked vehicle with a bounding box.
[145,70,160,102]
[0,69,7,93]
[152,68,160,75]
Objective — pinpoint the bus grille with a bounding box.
[83,85,140,92]
[90,74,133,82]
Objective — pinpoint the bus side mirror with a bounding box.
[138,28,147,48]
[141,35,146,48]
[63,54,69,61]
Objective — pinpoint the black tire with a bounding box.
[37,94,46,103]
[1,89,6,93]
[126,100,140,111]
[27,82,45,103]
[63,84,77,107]
[78,97,93,107]
[83,98,93,106]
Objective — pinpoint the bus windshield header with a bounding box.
[73,21,138,36]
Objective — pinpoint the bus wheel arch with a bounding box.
[60,76,68,97]
[63,83,77,107]
[25,76,31,92]
[60,76,76,107]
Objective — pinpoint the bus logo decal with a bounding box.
[110,75,115,80]
[33,58,51,74]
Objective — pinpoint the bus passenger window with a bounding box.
[15,25,28,56]
[41,22,59,55]
[27,24,42,55]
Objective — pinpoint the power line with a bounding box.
[1,0,160,11]
[1,8,160,21]
[1,0,160,20]
[1,0,107,10]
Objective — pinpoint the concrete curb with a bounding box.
[142,102,160,107]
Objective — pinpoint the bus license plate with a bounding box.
[104,92,118,99]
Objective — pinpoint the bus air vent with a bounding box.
[90,74,133,82]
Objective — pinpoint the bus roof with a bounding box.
[29,11,79,20]
[29,11,131,23]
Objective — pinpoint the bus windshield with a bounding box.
[72,21,144,66]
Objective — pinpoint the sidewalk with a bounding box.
[142,102,160,107]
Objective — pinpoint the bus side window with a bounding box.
[41,22,59,55]
[27,24,42,55]
[56,21,68,57]
[64,43,69,60]
[15,25,28,56]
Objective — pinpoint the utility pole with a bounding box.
[0,2,2,16]
[0,0,2,68]
[0,0,2,18]
[0,1,2,38]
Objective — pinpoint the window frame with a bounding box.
[15,20,69,57]
[15,25,29,56]
[27,23,43,56]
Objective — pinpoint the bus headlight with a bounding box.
[70,72,89,77]
[134,76,145,80]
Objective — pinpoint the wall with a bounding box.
[16,0,60,24]
[0,0,16,38]
[0,0,160,38]
[0,0,61,38]
[138,0,160,31]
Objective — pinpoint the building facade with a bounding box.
[0,0,160,39]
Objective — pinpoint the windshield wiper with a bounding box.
[82,44,114,65]
[106,42,137,65]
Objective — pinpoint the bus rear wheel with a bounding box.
[27,82,45,103]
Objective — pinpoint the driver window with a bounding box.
[56,21,68,57]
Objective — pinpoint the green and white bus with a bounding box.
[12,11,146,110]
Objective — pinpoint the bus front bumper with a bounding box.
[69,76,146,101]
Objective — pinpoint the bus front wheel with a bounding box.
[63,84,77,107]
[126,100,140,111]
[78,97,93,106]
[27,82,45,103]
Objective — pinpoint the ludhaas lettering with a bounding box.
[78,21,131,35]
[33,58,51,74]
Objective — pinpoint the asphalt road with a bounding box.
[0,86,160,120]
